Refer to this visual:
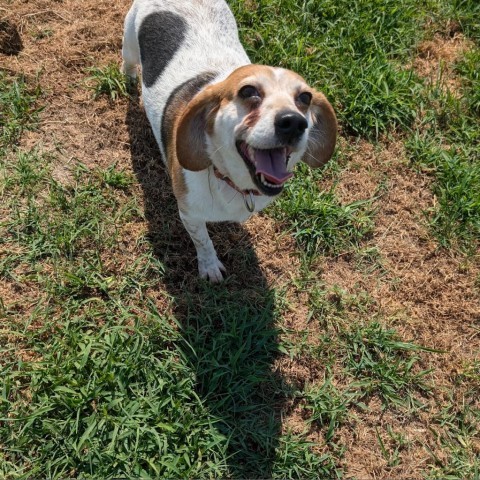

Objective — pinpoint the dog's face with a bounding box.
[176,65,337,195]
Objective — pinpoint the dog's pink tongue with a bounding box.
[254,148,293,184]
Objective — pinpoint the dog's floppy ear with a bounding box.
[302,91,337,168]
[175,84,223,171]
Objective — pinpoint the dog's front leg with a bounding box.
[179,211,226,282]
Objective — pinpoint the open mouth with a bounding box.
[236,141,293,196]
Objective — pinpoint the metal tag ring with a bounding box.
[243,191,255,212]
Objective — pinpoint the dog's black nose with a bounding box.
[275,111,308,143]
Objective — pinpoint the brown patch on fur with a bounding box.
[170,160,188,209]
[175,83,223,172]
[223,64,276,93]
[162,72,217,201]
[244,108,261,128]
[174,65,275,172]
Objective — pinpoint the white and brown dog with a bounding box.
[122,0,337,282]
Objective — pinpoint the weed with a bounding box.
[100,163,135,190]
[354,246,387,275]
[86,63,130,101]
[342,322,435,410]
[305,376,352,441]
[272,432,342,479]
[427,403,480,479]
[376,426,409,468]
[0,71,42,147]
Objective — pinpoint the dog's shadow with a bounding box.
[126,90,284,478]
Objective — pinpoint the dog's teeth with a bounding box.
[259,173,282,188]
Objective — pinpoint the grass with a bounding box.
[270,162,376,258]
[230,0,425,137]
[407,134,480,250]
[375,425,410,468]
[455,49,480,113]
[1,302,229,478]
[271,433,341,479]
[1,0,480,478]
[427,402,480,479]
[85,63,130,101]
[304,375,352,441]
[2,157,136,262]
[406,43,480,251]
[301,290,436,434]
[341,322,434,410]
[0,72,42,148]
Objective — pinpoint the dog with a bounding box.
[122,0,337,282]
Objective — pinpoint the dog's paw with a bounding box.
[198,256,226,283]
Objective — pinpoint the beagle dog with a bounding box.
[122,0,337,282]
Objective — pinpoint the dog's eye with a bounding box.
[298,92,312,106]
[239,85,261,99]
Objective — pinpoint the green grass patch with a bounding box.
[455,48,480,114]
[271,432,342,479]
[407,136,479,250]
[229,0,425,138]
[86,63,130,101]
[305,376,352,442]
[269,163,375,258]
[435,0,480,42]
[285,285,437,443]
[427,402,480,479]
[1,156,138,263]
[178,287,286,478]
[341,322,435,410]
[406,44,480,251]
[297,319,436,440]
[1,302,229,478]
[0,71,42,148]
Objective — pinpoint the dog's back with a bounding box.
[122,0,250,157]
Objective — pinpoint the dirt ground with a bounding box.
[1,1,479,478]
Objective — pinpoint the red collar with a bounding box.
[213,167,261,212]
[213,167,261,196]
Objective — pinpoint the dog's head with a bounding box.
[175,65,337,196]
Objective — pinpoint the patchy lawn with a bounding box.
[1,0,479,478]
